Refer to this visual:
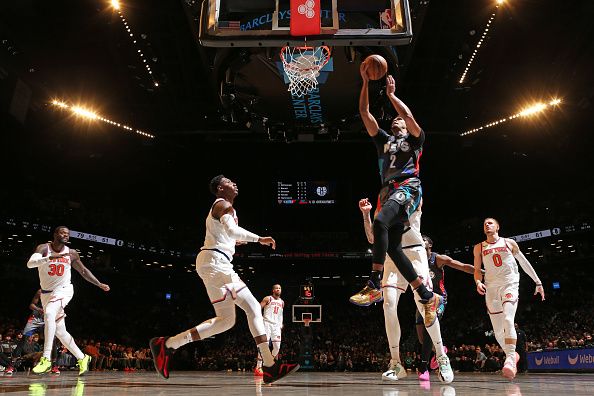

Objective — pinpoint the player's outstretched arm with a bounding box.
[359,63,379,137]
[437,254,475,275]
[358,198,374,244]
[26,244,66,268]
[386,75,422,138]
[507,238,545,301]
[70,250,110,291]
[212,200,263,244]
[473,244,486,295]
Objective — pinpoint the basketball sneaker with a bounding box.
[349,281,383,306]
[417,370,430,381]
[502,353,518,379]
[77,355,92,376]
[4,365,15,376]
[32,357,52,375]
[262,361,299,384]
[382,360,407,381]
[150,337,175,379]
[420,293,444,327]
[436,354,454,384]
[254,367,264,377]
[430,346,448,370]
[50,365,61,375]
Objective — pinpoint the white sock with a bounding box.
[504,343,516,360]
[258,342,274,366]
[166,329,194,350]
[256,356,263,369]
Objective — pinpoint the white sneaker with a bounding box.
[382,360,407,381]
[436,354,454,384]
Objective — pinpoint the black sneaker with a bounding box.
[262,361,300,384]
[149,337,174,379]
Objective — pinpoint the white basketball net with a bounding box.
[280,46,331,97]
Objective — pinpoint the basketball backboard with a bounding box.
[292,304,322,324]
[199,0,413,47]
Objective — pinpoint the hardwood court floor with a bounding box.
[1,371,593,395]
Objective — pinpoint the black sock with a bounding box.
[369,270,382,289]
[419,360,428,373]
[415,284,433,301]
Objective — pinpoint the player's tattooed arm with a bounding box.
[70,250,110,291]
[359,198,374,244]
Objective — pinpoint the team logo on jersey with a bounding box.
[393,191,406,204]
[505,293,513,299]
[400,141,410,152]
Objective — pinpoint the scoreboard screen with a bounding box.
[276,180,336,205]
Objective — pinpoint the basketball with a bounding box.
[363,54,388,80]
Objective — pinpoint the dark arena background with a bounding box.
[1,0,593,395]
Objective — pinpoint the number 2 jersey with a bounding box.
[38,244,72,291]
[372,128,424,185]
[481,238,519,287]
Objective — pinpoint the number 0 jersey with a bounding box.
[39,244,72,291]
[481,238,519,286]
[262,296,284,326]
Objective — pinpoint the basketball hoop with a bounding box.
[280,45,331,97]
[303,317,312,327]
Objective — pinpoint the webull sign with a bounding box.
[528,348,594,371]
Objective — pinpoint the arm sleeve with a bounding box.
[220,214,260,243]
[514,251,542,285]
[27,253,49,268]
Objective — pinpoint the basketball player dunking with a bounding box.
[27,226,110,376]
[352,67,442,326]
[150,175,299,384]
[356,198,454,383]
[473,218,545,379]
[254,284,284,377]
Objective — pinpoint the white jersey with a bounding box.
[38,244,72,291]
[402,209,424,248]
[481,238,519,286]
[262,296,284,326]
[201,198,238,261]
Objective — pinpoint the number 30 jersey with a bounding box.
[481,238,519,287]
[39,244,72,291]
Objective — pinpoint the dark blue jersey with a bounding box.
[428,252,447,301]
[372,128,424,185]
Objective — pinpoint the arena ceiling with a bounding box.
[0,0,592,144]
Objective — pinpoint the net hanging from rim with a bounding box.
[280,45,331,97]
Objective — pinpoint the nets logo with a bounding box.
[316,186,328,197]
[298,0,316,19]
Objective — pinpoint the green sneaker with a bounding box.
[32,357,52,375]
[77,355,92,376]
